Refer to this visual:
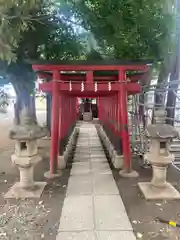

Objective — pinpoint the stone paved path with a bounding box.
[56,123,136,240]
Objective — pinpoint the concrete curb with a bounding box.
[58,127,79,170]
[97,125,123,169]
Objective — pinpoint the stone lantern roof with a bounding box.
[9,107,48,140]
[146,124,179,139]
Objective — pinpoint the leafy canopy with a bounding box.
[0,0,43,62]
[0,0,82,64]
[71,0,173,60]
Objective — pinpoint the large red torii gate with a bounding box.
[32,60,149,178]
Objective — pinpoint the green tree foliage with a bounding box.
[0,0,43,62]
[0,0,81,123]
[69,0,177,124]
[166,0,180,125]
[71,0,173,60]
[0,0,175,125]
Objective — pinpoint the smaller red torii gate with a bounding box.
[32,60,149,178]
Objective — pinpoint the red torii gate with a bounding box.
[32,60,149,178]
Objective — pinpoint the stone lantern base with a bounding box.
[4,182,46,199]
[5,154,46,199]
[138,182,180,200]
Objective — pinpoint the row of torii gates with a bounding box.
[32,60,150,177]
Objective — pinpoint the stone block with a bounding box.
[114,155,123,169]
[4,182,46,199]
[58,155,66,170]
[138,182,180,200]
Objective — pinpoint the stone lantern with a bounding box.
[138,123,180,200]
[5,107,47,199]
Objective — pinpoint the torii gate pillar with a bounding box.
[118,70,139,178]
[44,70,62,179]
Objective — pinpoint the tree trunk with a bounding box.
[11,75,37,125]
[152,60,171,123]
[166,0,180,125]
[154,62,169,107]
[166,55,179,125]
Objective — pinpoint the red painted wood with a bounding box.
[39,82,141,95]
[61,96,65,138]
[38,72,146,82]
[118,70,132,172]
[86,71,93,83]
[33,63,149,175]
[33,64,148,72]
[50,71,60,174]
[58,95,62,140]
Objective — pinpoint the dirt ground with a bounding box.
[112,160,180,240]
[0,110,69,240]
[99,124,180,239]
[0,140,71,240]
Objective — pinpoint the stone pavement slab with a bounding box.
[90,157,107,163]
[71,162,91,175]
[96,231,137,240]
[59,196,94,231]
[66,175,93,196]
[73,157,91,162]
[93,174,119,195]
[91,154,106,158]
[56,123,135,240]
[91,166,111,175]
[74,154,90,158]
[56,231,96,240]
[91,162,110,169]
[94,195,132,231]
